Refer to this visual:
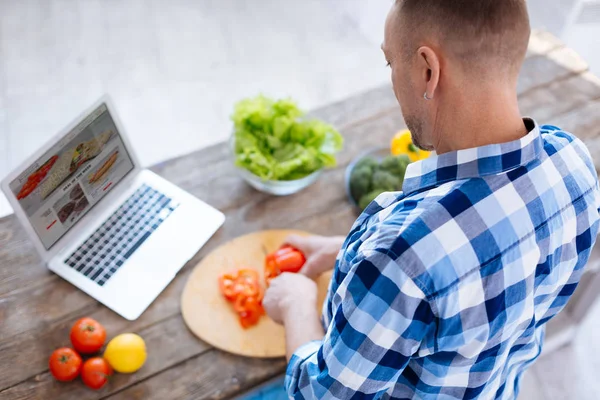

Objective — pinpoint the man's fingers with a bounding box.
[284,234,309,252]
[300,251,329,279]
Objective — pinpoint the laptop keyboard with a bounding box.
[65,184,179,286]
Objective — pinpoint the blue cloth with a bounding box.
[285,120,600,399]
[243,379,288,400]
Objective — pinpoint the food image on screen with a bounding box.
[16,155,59,200]
[55,184,92,224]
[74,196,90,213]
[9,104,135,249]
[70,184,85,201]
[39,130,114,200]
[57,202,76,224]
[89,150,119,184]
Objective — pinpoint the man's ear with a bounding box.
[417,46,440,100]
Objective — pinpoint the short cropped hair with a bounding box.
[396,0,531,69]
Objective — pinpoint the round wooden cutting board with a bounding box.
[181,230,333,358]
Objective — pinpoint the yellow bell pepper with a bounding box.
[391,130,430,162]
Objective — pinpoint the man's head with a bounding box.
[383,0,531,151]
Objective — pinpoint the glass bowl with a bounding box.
[229,134,323,196]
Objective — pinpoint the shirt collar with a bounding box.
[402,118,542,195]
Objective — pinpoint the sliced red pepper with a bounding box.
[239,279,260,298]
[234,295,261,314]
[240,311,261,329]
[219,268,266,329]
[265,255,279,284]
[219,273,239,301]
[275,249,305,273]
[237,269,260,280]
[237,298,264,329]
[264,245,306,284]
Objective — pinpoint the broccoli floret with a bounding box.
[349,165,373,202]
[380,154,410,178]
[371,170,402,192]
[354,156,379,171]
[359,190,384,210]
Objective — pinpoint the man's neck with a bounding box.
[432,86,527,155]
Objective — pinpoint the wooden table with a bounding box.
[2,31,600,399]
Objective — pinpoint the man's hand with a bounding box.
[264,273,325,360]
[263,272,318,325]
[285,235,345,279]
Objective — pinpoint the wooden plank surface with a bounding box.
[1,31,599,399]
[108,350,287,400]
[0,316,210,400]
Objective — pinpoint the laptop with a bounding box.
[1,96,225,320]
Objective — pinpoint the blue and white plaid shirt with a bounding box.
[286,120,600,399]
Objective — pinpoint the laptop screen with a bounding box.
[8,103,135,249]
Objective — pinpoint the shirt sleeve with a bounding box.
[284,249,437,399]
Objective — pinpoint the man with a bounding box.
[263,0,600,398]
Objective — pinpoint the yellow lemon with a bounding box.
[104,333,147,373]
[390,129,431,162]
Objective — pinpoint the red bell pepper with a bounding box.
[265,245,306,284]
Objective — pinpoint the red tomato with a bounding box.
[81,357,112,390]
[49,348,82,382]
[70,317,107,354]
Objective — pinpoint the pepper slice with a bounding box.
[265,254,279,281]
[237,269,260,281]
[240,279,261,298]
[234,295,261,314]
[240,310,262,329]
[218,268,266,329]
[219,273,239,302]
